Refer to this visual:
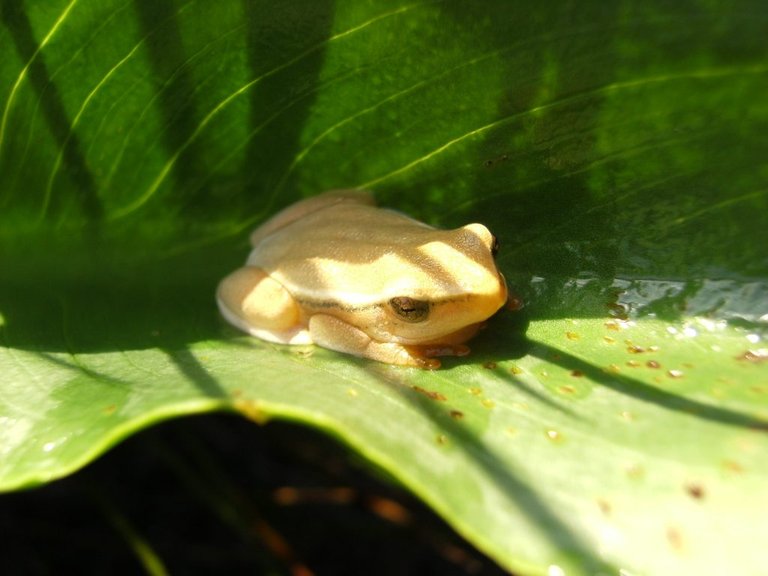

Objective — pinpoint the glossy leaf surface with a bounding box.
[2,2,767,574]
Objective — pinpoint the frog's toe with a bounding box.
[402,343,470,369]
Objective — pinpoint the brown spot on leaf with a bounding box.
[412,386,447,401]
[685,483,705,500]
[449,410,464,420]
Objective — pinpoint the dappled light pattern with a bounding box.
[217,191,508,366]
[1,1,767,575]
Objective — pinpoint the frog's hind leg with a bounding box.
[217,266,311,344]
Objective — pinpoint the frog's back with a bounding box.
[249,190,376,247]
[246,200,448,304]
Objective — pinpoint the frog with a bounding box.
[216,190,509,368]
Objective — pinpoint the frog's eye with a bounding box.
[491,235,500,257]
[389,297,430,322]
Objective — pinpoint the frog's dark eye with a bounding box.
[389,297,430,322]
[491,235,500,257]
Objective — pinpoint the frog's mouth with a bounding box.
[404,322,485,347]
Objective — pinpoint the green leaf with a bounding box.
[2,1,767,574]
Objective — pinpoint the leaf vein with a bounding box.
[111,0,445,220]
[0,0,79,154]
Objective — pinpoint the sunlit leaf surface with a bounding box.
[1,1,767,574]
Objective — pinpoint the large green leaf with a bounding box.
[2,1,767,574]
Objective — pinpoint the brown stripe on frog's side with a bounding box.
[295,295,473,314]
[295,298,385,314]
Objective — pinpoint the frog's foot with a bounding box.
[217,266,310,344]
[409,343,471,359]
[309,315,468,369]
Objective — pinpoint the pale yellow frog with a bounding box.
[217,190,508,368]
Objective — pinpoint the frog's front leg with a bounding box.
[217,266,310,344]
[308,314,467,369]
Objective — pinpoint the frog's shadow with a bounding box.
[433,303,531,371]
